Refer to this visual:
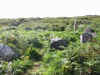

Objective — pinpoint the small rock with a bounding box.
[24,27,32,31]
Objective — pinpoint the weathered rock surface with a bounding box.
[50,38,68,50]
[0,43,18,61]
[80,33,92,43]
[80,27,96,43]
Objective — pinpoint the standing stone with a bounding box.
[80,33,93,43]
[80,27,96,43]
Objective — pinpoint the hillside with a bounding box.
[0,15,100,75]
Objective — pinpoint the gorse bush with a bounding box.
[11,57,33,75]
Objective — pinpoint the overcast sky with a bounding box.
[0,0,100,18]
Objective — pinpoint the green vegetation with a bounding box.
[0,15,100,75]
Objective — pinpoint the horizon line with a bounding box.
[0,15,100,19]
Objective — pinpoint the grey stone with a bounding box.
[50,38,68,50]
[0,43,18,61]
[24,27,32,31]
[80,27,96,43]
[80,33,92,43]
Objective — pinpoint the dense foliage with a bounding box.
[0,15,100,75]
